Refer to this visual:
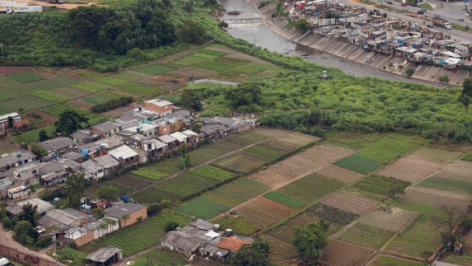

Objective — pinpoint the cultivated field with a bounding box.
[319,192,379,216]
[417,177,472,196]
[400,187,471,212]
[212,152,268,173]
[248,169,294,189]
[407,146,463,165]
[338,222,396,250]
[369,255,427,266]
[275,132,321,146]
[377,157,442,183]
[277,174,344,203]
[236,196,297,227]
[359,209,419,232]
[175,197,229,220]
[315,165,364,184]
[306,204,359,226]
[321,239,376,266]
[264,214,320,243]
[334,154,382,174]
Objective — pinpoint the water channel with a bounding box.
[219,0,447,87]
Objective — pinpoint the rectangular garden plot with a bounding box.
[257,140,299,152]
[133,186,181,204]
[71,81,109,93]
[9,71,43,83]
[417,177,472,197]
[319,192,379,216]
[248,169,295,189]
[277,174,344,203]
[175,55,210,66]
[407,146,462,165]
[359,209,418,232]
[42,104,89,117]
[0,96,54,114]
[204,178,269,207]
[243,145,286,161]
[377,157,442,183]
[320,239,376,266]
[114,70,151,80]
[356,137,419,163]
[352,173,411,199]
[189,165,235,181]
[118,83,159,97]
[443,160,472,178]
[110,174,153,191]
[226,131,269,146]
[133,64,174,75]
[69,99,96,111]
[333,154,382,174]
[300,144,357,164]
[196,61,236,72]
[212,152,268,173]
[154,173,220,200]
[51,87,90,99]
[0,76,19,88]
[263,191,306,209]
[315,165,364,184]
[175,197,229,220]
[370,255,426,266]
[264,214,319,243]
[1,76,77,98]
[306,204,358,226]
[338,223,396,250]
[236,196,297,227]
[400,187,471,213]
[84,92,120,104]
[276,132,321,147]
[169,66,217,79]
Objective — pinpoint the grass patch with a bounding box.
[243,144,285,160]
[0,96,54,114]
[306,204,358,225]
[32,90,69,103]
[119,83,160,96]
[333,154,382,174]
[198,49,228,57]
[462,152,472,162]
[278,174,344,203]
[0,76,20,88]
[263,191,306,209]
[323,140,359,150]
[417,3,433,10]
[133,249,187,266]
[83,92,120,104]
[42,104,89,117]
[417,177,472,196]
[353,173,411,198]
[212,152,268,173]
[155,173,219,200]
[23,126,56,141]
[371,255,427,266]
[175,55,210,66]
[95,76,132,86]
[72,81,109,93]
[175,197,229,220]
[196,61,236,72]
[218,57,251,65]
[133,64,174,75]
[51,87,88,99]
[8,71,42,83]
[356,137,418,163]
[213,215,262,235]
[204,178,269,207]
[188,165,235,181]
[0,77,78,98]
[339,223,396,249]
[445,254,472,265]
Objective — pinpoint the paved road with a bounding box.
[337,0,472,41]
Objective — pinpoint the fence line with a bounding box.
[0,244,57,266]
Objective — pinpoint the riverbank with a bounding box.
[243,0,471,86]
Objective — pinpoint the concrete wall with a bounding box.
[119,208,147,228]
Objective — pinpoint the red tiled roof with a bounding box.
[216,236,251,252]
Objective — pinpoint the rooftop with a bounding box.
[108,145,138,160]
[94,154,119,169]
[145,99,173,107]
[0,112,20,121]
[60,151,85,161]
[86,246,123,263]
[41,137,74,152]
[158,135,176,144]
[216,236,252,252]
[6,198,55,216]
[104,202,146,219]
[92,122,120,133]
[80,160,104,173]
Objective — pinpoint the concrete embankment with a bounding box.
[245,0,470,86]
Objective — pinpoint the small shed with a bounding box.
[85,246,123,266]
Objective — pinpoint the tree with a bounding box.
[180,89,203,111]
[103,217,117,234]
[179,145,191,170]
[121,214,130,235]
[65,174,85,209]
[97,186,120,203]
[31,143,47,157]
[3,217,12,230]
[434,205,463,246]
[292,221,328,264]
[218,21,229,29]
[459,78,472,114]
[225,84,262,108]
[18,203,38,226]
[13,221,38,245]
[294,19,308,31]
[96,223,108,237]
[180,20,206,45]
[38,130,49,142]
[324,10,338,19]
[54,110,89,136]
[405,67,415,78]
[91,208,105,219]
[165,221,179,232]
[231,238,270,266]
[7,116,13,129]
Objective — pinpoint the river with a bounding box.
[219,0,446,87]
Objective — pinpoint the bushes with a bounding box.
[91,97,134,113]
[439,75,450,83]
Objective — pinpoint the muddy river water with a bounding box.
[219,0,446,87]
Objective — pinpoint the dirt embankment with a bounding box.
[245,0,471,86]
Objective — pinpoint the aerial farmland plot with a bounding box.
[334,154,382,175]
[315,165,364,185]
[319,192,379,216]
[320,239,376,266]
[236,196,297,227]
[212,152,268,173]
[306,204,359,226]
[275,132,321,146]
[417,177,472,196]
[407,146,463,165]
[369,255,427,266]
[355,137,419,163]
[338,222,396,250]
[277,174,345,203]
[359,209,418,232]
[175,197,230,220]
[248,169,294,189]
[399,186,472,213]
[376,157,442,183]
[264,214,320,243]
[204,178,269,208]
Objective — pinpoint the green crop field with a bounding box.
[133,187,181,204]
[85,114,109,126]
[79,210,191,257]
[188,165,235,181]
[204,178,269,207]
[83,92,120,104]
[213,215,262,236]
[197,49,228,57]
[32,90,69,103]
[334,154,382,174]
[24,126,55,141]
[0,77,78,98]
[323,141,360,150]
[210,138,246,153]
[9,71,43,83]
[417,177,472,196]
[385,215,443,258]
[51,87,89,99]
[187,146,228,166]
[227,132,269,146]
[95,76,132,86]
[278,174,344,203]
[445,254,472,266]
[371,256,427,266]
[462,152,472,162]
[212,152,268,173]
[132,158,181,180]
[110,174,153,190]
[133,249,187,266]
[175,55,209,66]
[0,76,19,88]
[155,173,219,199]
[243,145,286,160]
[339,223,396,250]
[113,71,149,81]
[119,83,160,96]
[72,81,109,93]
[133,64,174,75]
[0,96,54,114]
[306,204,358,225]
[263,191,306,209]
[132,168,168,181]
[356,137,419,163]
[196,61,236,72]
[175,197,230,219]
[353,174,411,198]
[42,104,89,117]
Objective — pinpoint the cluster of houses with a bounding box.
[0,98,256,199]
[0,112,31,136]
[284,0,472,69]
[162,219,255,261]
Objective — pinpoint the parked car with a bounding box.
[401,3,406,6]
[417,10,424,14]
[458,17,464,21]
[421,8,427,12]
[387,1,393,4]
[434,14,440,18]
[427,24,433,28]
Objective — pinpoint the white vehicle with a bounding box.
[6,5,42,13]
